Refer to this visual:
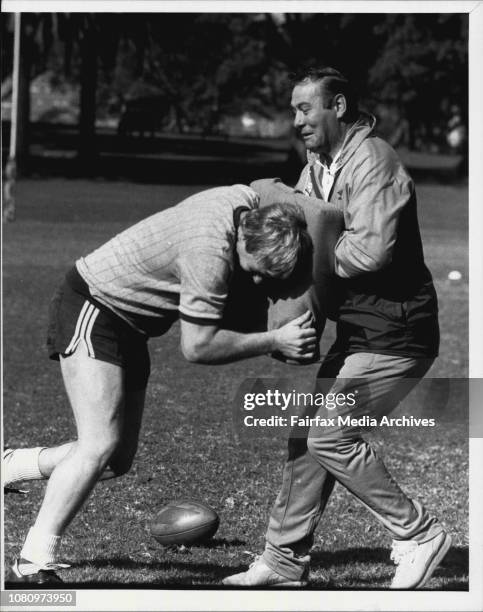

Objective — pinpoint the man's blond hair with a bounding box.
[240,203,312,279]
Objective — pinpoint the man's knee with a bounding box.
[306,434,328,461]
[306,432,347,462]
[307,431,368,473]
[78,434,120,475]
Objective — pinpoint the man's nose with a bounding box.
[293,110,304,129]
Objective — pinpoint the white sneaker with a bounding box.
[3,449,27,494]
[3,447,36,494]
[3,448,14,484]
[223,556,308,587]
[390,531,452,589]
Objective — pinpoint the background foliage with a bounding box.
[1,12,468,138]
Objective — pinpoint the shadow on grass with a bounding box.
[150,536,246,550]
[194,537,246,549]
[76,556,229,581]
[4,546,468,590]
[79,545,468,589]
[309,545,468,589]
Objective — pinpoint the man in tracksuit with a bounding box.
[224,67,451,589]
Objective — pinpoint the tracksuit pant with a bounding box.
[262,351,444,581]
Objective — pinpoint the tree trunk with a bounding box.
[78,18,98,168]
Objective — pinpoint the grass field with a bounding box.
[3,178,468,589]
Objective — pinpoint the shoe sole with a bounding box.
[6,561,64,586]
[4,486,28,495]
[414,532,452,589]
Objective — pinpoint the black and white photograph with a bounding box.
[1,2,482,611]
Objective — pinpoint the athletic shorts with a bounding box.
[47,268,151,391]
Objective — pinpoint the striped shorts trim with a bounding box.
[47,274,151,390]
[64,301,100,358]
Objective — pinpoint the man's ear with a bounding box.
[235,226,245,258]
[333,93,347,119]
[236,225,244,246]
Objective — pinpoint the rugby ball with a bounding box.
[150,500,220,546]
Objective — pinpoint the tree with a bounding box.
[368,14,468,147]
[1,12,469,165]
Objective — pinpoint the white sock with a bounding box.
[4,447,45,485]
[20,527,62,567]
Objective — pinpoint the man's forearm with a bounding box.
[182,328,277,364]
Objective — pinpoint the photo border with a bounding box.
[1,1,481,610]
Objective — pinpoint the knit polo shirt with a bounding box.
[76,184,258,335]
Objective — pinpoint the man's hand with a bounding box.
[180,310,317,365]
[272,310,317,361]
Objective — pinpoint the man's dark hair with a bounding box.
[291,67,359,120]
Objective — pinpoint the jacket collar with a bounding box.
[308,112,376,171]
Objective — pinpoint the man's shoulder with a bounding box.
[172,184,257,224]
[358,134,400,160]
[353,135,410,177]
[173,185,256,259]
[189,184,258,208]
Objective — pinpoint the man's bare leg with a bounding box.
[17,343,125,573]
[36,388,145,480]
[4,387,145,486]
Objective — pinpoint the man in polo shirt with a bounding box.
[223,68,451,589]
[4,184,316,584]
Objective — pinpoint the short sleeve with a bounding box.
[178,250,233,325]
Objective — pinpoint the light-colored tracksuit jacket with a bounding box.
[296,112,439,358]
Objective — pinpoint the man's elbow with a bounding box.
[335,249,392,278]
[181,345,198,363]
[181,340,205,363]
[363,250,392,273]
[181,321,222,363]
[181,335,217,363]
